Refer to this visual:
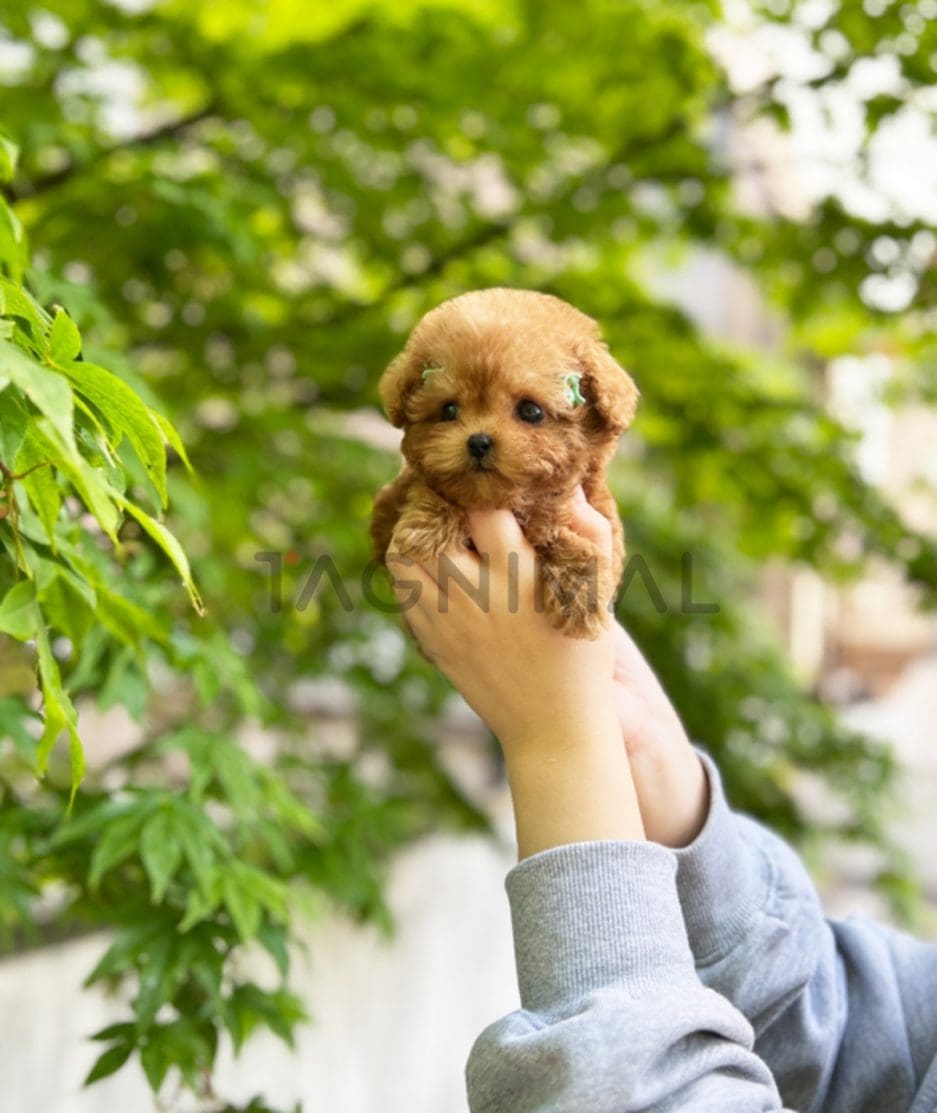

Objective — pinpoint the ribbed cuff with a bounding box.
[673,750,770,965]
[504,840,695,1017]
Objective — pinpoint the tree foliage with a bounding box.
[0,0,935,1107]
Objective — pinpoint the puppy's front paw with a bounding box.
[388,518,467,565]
[539,548,612,640]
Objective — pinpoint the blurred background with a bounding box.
[0,0,936,1110]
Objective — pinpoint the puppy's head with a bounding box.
[378,288,638,508]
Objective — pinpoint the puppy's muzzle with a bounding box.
[466,433,493,461]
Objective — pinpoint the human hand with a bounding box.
[387,501,617,754]
[566,494,709,848]
[387,498,644,856]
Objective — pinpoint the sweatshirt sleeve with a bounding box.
[466,840,794,1112]
[674,750,937,1112]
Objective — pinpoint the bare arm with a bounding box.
[389,504,644,856]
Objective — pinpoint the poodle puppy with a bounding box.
[370,288,638,639]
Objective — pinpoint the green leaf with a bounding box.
[255,818,295,873]
[88,804,154,887]
[0,696,38,757]
[14,427,60,548]
[178,879,222,932]
[134,934,172,1029]
[13,413,119,543]
[0,390,28,460]
[151,410,194,473]
[93,583,169,647]
[257,921,290,980]
[0,581,38,640]
[220,862,289,943]
[86,921,164,984]
[98,648,148,720]
[138,1019,214,1094]
[232,863,288,922]
[0,278,51,340]
[227,985,306,1049]
[0,202,26,280]
[33,618,83,800]
[48,798,130,850]
[140,1035,171,1093]
[139,810,184,902]
[73,396,119,469]
[223,989,260,1055]
[223,985,306,1054]
[174,807,227,897]
[116,495,204,614]
[49,308,81,364]
[175,933,224,1004]
[32,416,120,539]
[0,340,74,452]
[222,872,262,942]
[35,558,95,646]
[0,130,18,182]
[84,1041,134,1086]
[264,988,307,1047]
[60,360,167,506]
[213,744,262,814]
[90,1022,136,1043]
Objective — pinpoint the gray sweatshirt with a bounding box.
[466,753,937,1112]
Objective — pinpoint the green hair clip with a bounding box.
[421,365,443,381]
[562,371,585,407]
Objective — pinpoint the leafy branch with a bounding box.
[3,103,219,203]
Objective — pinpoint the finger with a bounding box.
[430,543,481,586]
[423,545,491,617]
[569,486,614,565]
[387,555,439,618]
[465,508,533,568]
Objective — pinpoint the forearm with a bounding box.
[610,621,709,848]
[503,697,645,859]
[626,734,709,847]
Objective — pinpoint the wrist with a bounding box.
[501,701,646,858]
[499,688,621,757]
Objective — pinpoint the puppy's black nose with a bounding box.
[467,433,493,459]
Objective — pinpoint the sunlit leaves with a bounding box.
[42,755,313,1097]
[48,308,80,363]
[34,616,83,798]
[0,580,37,638]
[60,359,168,505]
[115,495,204,614]
[0,339,74,451]
[139,809,184,902]
[84,1034,135,1086]
[0,240,197,786]
[0,128,18,182]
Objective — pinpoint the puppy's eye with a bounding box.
[440,401,459,422]
[516,400,544,424]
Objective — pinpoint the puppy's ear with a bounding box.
[378,350,421,428]
[576,337,638,436]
